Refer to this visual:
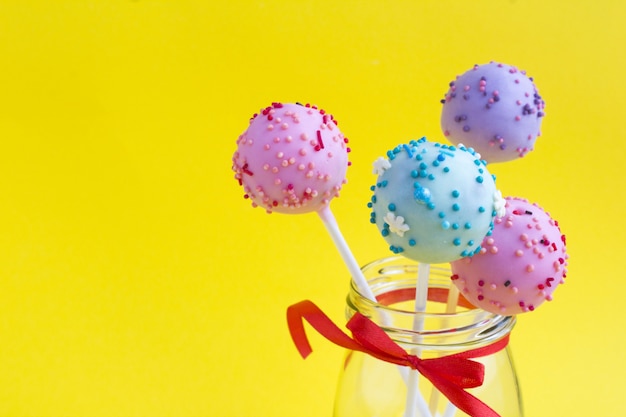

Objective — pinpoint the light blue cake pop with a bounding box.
[369,138,505,264]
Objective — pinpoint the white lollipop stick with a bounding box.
[443,400,458,417]
[317,205,377,302]
[403,262,432,417]
[428,283,460,416]
[319,205,429,407]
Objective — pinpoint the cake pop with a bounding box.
[440,62,545,163]
[233,102,350,214]
[368,138,506,264]
[450,197,568,315]
[233,102,377,302]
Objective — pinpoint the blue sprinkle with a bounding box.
[453,238,461,246]
[390,245,404,254]
[437,154,445,162]
[370,185,376,191]
[428,174,435,180]
[382,180,388,187]
[443,167,450,173]
[478,206,486,213]
[411,170,418,178]
[419,162,427,170]
[452,223,460,230]
[473,160,481,166]
[381,229,389,237]
[452,190,460,198]
[369,218,376,224]
[467,240,474,246]
[403,144,415,158]
[432,160,440,167]
[388,203,396,211]
[367,202,373,208]
[476,176,484,183]
[372,195,377,203]
[414,185,432,204]
[452,203,460,211]
[438,211,446,218]
[441,221,451,230]
[408,239,416,246]
[387,150,395,160]
[427,202,436,210]
[464,222,472,229]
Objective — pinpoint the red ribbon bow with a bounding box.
[287,300,509,417]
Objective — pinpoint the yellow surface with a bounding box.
[0,1,623,416]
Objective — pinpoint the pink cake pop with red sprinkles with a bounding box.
[441,62,545,163]
[232,102,378,302]
[232,102,351,214]
[450,196,568,315]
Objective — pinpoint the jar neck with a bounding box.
[347,256,515,353]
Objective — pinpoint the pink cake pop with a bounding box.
[233,102,378,302]
[232,102,350,214]
[450,197,568,315]
[441,62,545,163]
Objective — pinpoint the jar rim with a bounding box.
[354,256,483,318]
[347,256,516,349]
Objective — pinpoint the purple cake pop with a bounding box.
[441,62,545,163]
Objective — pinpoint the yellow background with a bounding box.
[0,1,623,416]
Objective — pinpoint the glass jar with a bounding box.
[334,256,523,417]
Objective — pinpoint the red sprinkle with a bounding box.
[242,163,254,176]
[315,130,324,151]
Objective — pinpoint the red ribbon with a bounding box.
[287,300,509,417]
